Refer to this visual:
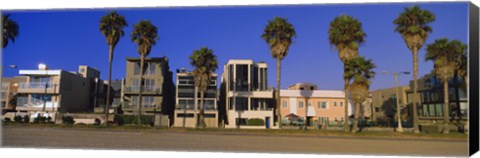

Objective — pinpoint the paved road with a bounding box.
[2,126,468,157]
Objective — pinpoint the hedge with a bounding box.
[247,118,265,126]
[62,116,75,125]
[114,115,153,126]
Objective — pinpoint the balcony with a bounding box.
[17,82,59,94]
[175,103,217,110]
[124,85,162,94]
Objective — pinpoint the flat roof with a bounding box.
[280,89,345,98]
[19,70,62,75]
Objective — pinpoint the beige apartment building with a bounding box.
[280,83,351,127]
[371,86,410,124]
[1,76,27,113]
[173,69,218,128]
[14,65,101,118]
[121,57,175,126]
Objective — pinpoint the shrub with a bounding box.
[113,115,124,126]
[4,117,12,123]
[46,116,53,124]
[14,116,23,122]
[34,116,47,124]
[94,118,101,125]
[62,116,75,125]
[23,115,30,123]
[247,118,265,126]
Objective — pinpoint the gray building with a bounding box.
[121,57,175,125]
[406,71,468,125]
[173,69,218,128]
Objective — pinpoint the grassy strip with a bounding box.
[3,123,467,140]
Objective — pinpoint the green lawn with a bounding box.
[3,123,467,140]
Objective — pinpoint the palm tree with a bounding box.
[261,17,296,128]
[426,38,466,134]
[189,47,218,128]
[2,14,20,48]
[328,15,366,132]
[345,56,376,133]
[99,11,128,126]
[131,20,159,125]
[394,5,435,133]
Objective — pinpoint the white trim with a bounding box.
[19,70,62,75]
[280,89,345,98]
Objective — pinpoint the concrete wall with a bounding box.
[225,110,274,129]
[173,110,218,128]
[58,71,91,113]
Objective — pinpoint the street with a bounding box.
[1,126,468,157]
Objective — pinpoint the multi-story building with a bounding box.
[405,71,468,126]
[371,86,410,124]
[220,59,276,129]
[1,76,27,113]
[121,57,175,126]
[173,69,218,128]
[15,64,100,115]
[280,83,350,127]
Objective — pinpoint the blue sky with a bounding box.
[2,2,468,90]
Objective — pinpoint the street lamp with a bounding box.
[381,71,410,132]
[39,63,49,112]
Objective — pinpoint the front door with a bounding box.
[265,117,270,129]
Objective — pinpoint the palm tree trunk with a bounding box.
[105,45,114,126]
[453,71,463,132]
[412,48,420,133]
[344,67,349,132]
[276,57,282,129]
[443,81,450,134]
[199,90,206,128]
[351,102,360,133]
[137,55,145,126]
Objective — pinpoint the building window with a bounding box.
[318,117,329,125]
[340,102,343,106]
[318,101,327,109]
[282,100,288,108]
[149,63,156,75]
[334,101,337,107]
[134,63,140,75]
[299,101,304,108]
[177,113,194,118]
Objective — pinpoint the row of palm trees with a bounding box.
[4,5,468,133]
[261,5,467,134]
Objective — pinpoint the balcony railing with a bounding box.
[176,103,216,110]
[122,101,157,109]
[124,85,161,93]
[19,82,57,89]
[1,83,9,91]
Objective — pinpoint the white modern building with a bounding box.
[220,59,276,129]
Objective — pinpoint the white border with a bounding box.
[1,1,477,158]
[0,0,473,10]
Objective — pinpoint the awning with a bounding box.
[284,113,299,118]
